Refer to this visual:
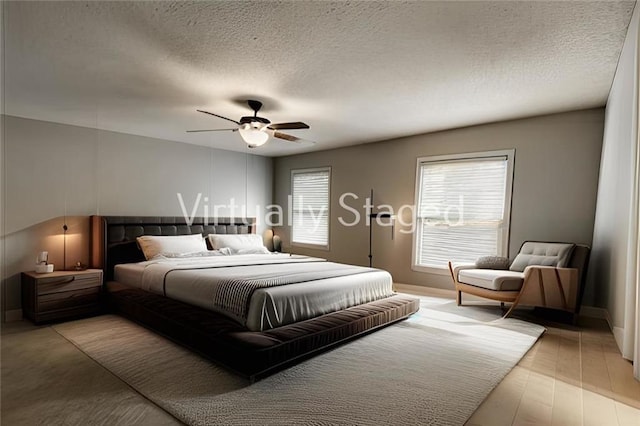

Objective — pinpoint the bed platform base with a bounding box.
[91,216,420,380]
[106,281,419,381]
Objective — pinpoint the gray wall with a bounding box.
[0,108,607,317]
[588,4,639,357]
[274,109,604,305]
[2,116,273,316]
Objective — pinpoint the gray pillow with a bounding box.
[475,256,511,270]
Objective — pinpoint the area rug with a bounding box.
[52,296,545,425]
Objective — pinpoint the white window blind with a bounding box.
[292,168,330,247]
[414,152,513,269]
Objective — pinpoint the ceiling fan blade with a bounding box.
[186,128,237,133]
[267,122,310,130]
[272,131,316,144]
[197,109,240,125]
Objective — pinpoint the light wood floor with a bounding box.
[2,295,639,425]
[399,286,640,425]
[467,316,640,426]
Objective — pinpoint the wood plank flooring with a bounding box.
[395,284,640,426]
[467,317,640,426]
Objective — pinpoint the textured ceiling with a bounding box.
[4,1,636,157]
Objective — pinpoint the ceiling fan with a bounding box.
[187,100,312,148]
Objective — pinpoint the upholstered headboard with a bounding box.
[90,215,256,281]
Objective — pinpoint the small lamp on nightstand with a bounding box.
[263,229,282,253]
[61,219,87,271]
[273,234,282,253]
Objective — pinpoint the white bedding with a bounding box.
[114,254,394,331]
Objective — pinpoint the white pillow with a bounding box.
[207,234,265,251]
[136,234,207,260]
[234,247,271,255]
[157,251,225,259]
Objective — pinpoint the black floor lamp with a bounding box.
[62,221,68,271]
[367,189,394,268]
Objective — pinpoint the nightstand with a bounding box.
[21,269,103,324]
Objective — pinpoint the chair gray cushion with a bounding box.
[457,269,524,291]
[475,256,510,270]
[509,242,575,272]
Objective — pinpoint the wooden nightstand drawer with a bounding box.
[22,269,104,324]
[38,287,101,311]
[38,274,101,295]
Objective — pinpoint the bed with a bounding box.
[90,215,420,380]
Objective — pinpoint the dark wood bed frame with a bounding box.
[90,215,420,380]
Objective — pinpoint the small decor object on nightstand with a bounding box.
[73,261,87,271]
[34,251,54,273]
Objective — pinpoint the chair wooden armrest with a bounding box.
[515,266,579,313]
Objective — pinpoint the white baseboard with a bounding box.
[612,326,625,351]
[4,309,23,322]
[581,307,624,354]
[596,309,625,354]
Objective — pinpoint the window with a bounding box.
[412,150,514,272]
[291,167,331,249]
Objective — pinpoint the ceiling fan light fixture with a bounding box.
[238,122,269,147]
[191,101,311,146]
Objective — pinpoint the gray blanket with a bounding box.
[213,264,376,324]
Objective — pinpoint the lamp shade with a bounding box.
[238,123,269,147]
